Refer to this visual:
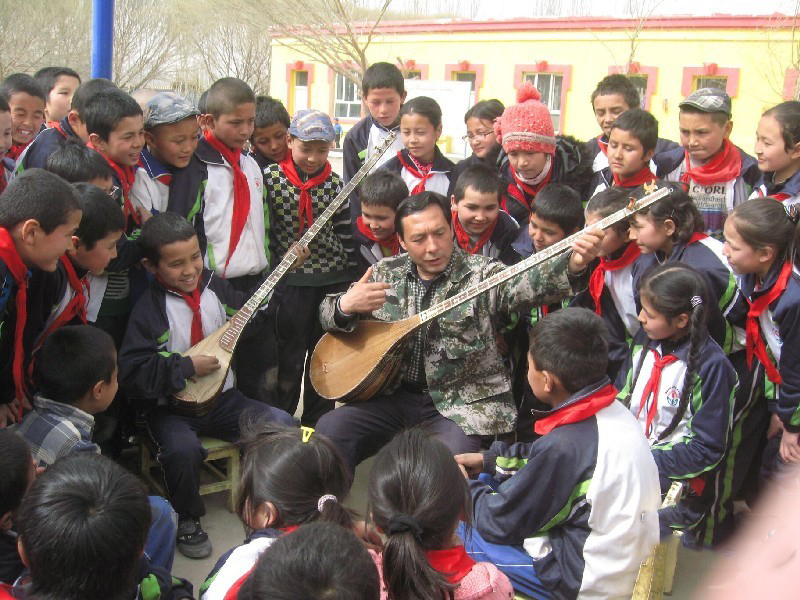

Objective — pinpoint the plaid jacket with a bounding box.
[13,396,98,467]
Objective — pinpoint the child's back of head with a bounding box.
[360,170,408,210]
[529,307,610,394]
[0,429,33,524]
[45,138,113,184]
[15,453,150,600]
[249,522,380,600]
[530,183,584,233]
[237,423,353,531]
[32,324,117,406]
[367,428,472,600]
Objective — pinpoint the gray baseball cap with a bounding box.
[679,88,732,117]
[288,109,335,143]
[144,92,200,129]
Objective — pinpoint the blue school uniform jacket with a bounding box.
[14,117,80,173]
[472,378,661,599]
[118,269,277,407]
[738,263,800,431]
[380,147,455,197]
[616,331,737,491]
[631,236,747,353]
[653,145,760,239]
[342,115,405,221]
[749,168,800,206]
[138,147,173,214]
[168,138,270,279]
[0,257,23,406]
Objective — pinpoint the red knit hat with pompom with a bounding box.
[494,81,556,155]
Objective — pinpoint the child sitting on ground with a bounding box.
[251,95,290,170]
[0,74,45,162]
[448,99,505,197]
[0,429,35,584]
[0,169,82,427]
[200,424,354,599]
[33,66,81,127]
[587,74,677,173]
[368,428,513,600]
[456,308,661,598]
[654,88,760,240]
[0,453,192,600]
[247,522,380,600]
[16,78,118,173]
[118,213,297,559]
[451,164,519,265]
[751,101,800,205]
[354,170,407,277]
[343,62,407,221]
[589,107,657,196]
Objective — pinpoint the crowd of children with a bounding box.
[0,59,799,599]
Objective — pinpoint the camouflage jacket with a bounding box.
[320,248,581,435]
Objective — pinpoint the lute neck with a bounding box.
[418,186,669,324]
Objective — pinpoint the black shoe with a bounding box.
[177,517,212,559]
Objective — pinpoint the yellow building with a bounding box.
[270,14,800,153]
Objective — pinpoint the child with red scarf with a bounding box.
[0,170,82,428]
[353,170,407,278]
[0,74,45,164]
[0,97,12,195]
[263,109,356,426]
[457,308,660,599]
[588,108,658,198]
[495,82,593,226]
[451,164,519,266]
[654,88,760,240]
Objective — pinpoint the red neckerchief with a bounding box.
[224,569,252,600]
[509,165,553,211]
[687,232,708,246]
[680,139,742,186]
[746,261,792,383]
[356,216,400,255]
[425,546,477,584]
[612,166,656,188]
[535,384,618,435]
[279,156,332,238]
[0,227,29,417]
[158,276,204,345]
[451,210,497,255]
[597,135,608,156]
[6,142,29,161]
[88,142,141,227]
[637,350,679,438]
[588,242,640,316]
[36,256,88,349]
[397,151,434,194]
[204,130,253,272]
[46,120,60,129]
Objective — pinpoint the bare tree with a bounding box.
[761,5,800,101]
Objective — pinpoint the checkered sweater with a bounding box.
[264,163,356,286]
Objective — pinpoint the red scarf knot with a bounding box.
[637,350,679,438]
[158,276,204,346]
[535,383,618,435]
[425,546,477,584]
[588,242,640,315]
[451,210,497,255]
[509,164,553,212]
[279,155,332,238]
[356,217,400,256]
[612,166,656,188]
[88,142,141,227]
[745,261,792,384]
[597,135,608,157]
[680,139,742,186]
[0,227,30,417]
[397,151,434,194]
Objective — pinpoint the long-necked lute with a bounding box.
[310,181,670,402]
[171,132,399,416]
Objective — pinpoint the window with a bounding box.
[405,70,422,80]
[454,72,477,105]
[694,76,727,91]
[524,72,563,131]
[627,75,648,107]
[334,73,361,119]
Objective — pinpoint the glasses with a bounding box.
[461,131,493,142]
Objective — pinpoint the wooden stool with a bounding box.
[139,435,240,512]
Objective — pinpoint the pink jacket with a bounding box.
[369,549,514,600]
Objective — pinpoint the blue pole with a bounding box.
[91,0,115,80]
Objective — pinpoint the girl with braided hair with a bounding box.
[616,262,738,548]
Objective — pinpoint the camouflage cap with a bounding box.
[288,109,335,142]
[144,92,200,129]
[679,88,732,117]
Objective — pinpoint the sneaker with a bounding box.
[177,517,212,559]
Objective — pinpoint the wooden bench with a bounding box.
[139,435,240,512]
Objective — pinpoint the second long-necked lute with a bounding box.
[171,132,398,416]
[309,181,670,403]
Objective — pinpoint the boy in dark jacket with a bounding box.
[250,96,290,171]
[353,170,407,277]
